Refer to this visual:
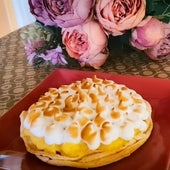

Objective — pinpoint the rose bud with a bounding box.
[145,23,170,60]
[131,16,165,50]
[62,20,109,69]
[95,0,146,36]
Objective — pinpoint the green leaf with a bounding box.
[146,0,170,23]
[146,0,155,16]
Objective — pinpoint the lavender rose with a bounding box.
[40,46,68,65]
[28,0,95,27]
[62,20,109,69]
[95,0,146,36]
[24,39,45,64]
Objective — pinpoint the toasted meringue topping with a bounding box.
[20,76,152,150]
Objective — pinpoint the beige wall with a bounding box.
[0,0,18,38]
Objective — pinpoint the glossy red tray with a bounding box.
[0,68,170,170]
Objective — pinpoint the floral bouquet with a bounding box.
[22,0,170,69]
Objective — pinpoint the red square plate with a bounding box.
[0,68,170,170]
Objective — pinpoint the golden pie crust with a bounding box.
[20,76,153,168]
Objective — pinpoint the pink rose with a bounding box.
[145,23,170,60]
[95,0,146,36]
[28,0,95,27]
[130,16,170,60]
[131,16,165,50]
[62,20,109,69]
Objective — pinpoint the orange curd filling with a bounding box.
[22,129,142,158]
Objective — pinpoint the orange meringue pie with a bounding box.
[20,76,153,168]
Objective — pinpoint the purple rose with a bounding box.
[28,0,55,26]
[28,0,95,27]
